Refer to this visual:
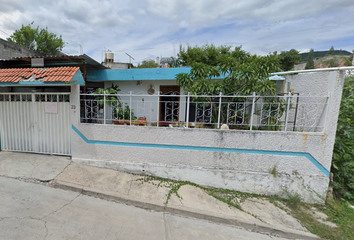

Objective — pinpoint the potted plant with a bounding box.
[112,101,125,125]
[123,104,136,125]
[138,116,147,126]
[93,84,123,124]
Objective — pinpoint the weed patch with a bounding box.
[280,197,354,240]
[138,174,354,240]
[269,164,278,177]
[137,175,199,204]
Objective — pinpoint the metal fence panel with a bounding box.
[80,92,329,133]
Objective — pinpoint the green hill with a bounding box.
[300,50,351,61]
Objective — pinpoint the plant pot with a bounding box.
[131,120,139,125]
[113,120,125,125]
[138,117,147,126]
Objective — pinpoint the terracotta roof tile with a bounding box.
[0,67,80,83]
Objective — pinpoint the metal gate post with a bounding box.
[103,91,106,125]
[129,91,132,125]
[156,91,160,127]
[250,92,256,130]
[284,92,292,132]
[217,92,222,129]
[186,92,190,128]
[32,93,38,152]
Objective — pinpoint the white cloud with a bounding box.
[0,0,353,63]
[179,20,190,28]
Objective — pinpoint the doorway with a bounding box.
[159,86,180,124]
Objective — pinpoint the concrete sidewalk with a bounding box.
[0,152,320,240]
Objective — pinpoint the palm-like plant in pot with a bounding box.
[93,84,122,124]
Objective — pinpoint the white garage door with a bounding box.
[0,92,71,155]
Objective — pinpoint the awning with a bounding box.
[269,75,285,81]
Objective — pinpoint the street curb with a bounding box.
[53,181,321,240]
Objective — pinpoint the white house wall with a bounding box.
[104,80,186,122]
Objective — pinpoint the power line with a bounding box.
[0,9,21,26]
[0,28,10,37]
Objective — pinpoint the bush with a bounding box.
[331,76,354,201]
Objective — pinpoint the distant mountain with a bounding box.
[300,50,351,61]
[294,49,353,70]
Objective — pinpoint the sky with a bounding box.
[0,0,353,66]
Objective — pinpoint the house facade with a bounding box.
[0,53,351,203]
[76,66,349,203]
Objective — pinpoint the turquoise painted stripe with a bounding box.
[86,67,226,82]
[72,125,330,177]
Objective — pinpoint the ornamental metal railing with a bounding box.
[79,92,330,132]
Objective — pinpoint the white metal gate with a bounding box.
[0,92,71,155]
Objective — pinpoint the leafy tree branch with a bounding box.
[7,22,65,55]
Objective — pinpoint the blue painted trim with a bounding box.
[72,125,330,177]
[73,69,85,86]
[86,67,226,82]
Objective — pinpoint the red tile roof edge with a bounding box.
[0,67,80,83]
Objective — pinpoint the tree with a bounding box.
[331,75,354,202]
[328,46,335,55]
[7,22,65,55]
[176,45,280,95]
[278,49,300,71]
[136,59,158,68]
[178,43,232,67]
[305,49,315,69]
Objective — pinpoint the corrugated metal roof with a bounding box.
[0,54,107,70]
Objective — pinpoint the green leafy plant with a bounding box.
[283,189,302,209]
[331,76,354,202]
[123,104,136,120]
[176,44,282,128]
[7,22,65,55]
[93,84,125,120]
[176,44,279,96]
[277,49,300,71]
[343,57,353,66]
[136,59,158,68]
[93,84,120,106]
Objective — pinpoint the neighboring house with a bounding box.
[159,57,174,67]
[0,38,38,60]
[0,54,108,91]
[0,66,84,155]
[0,55,105,155]
[104,62,134,69]
[102,51,134,69]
